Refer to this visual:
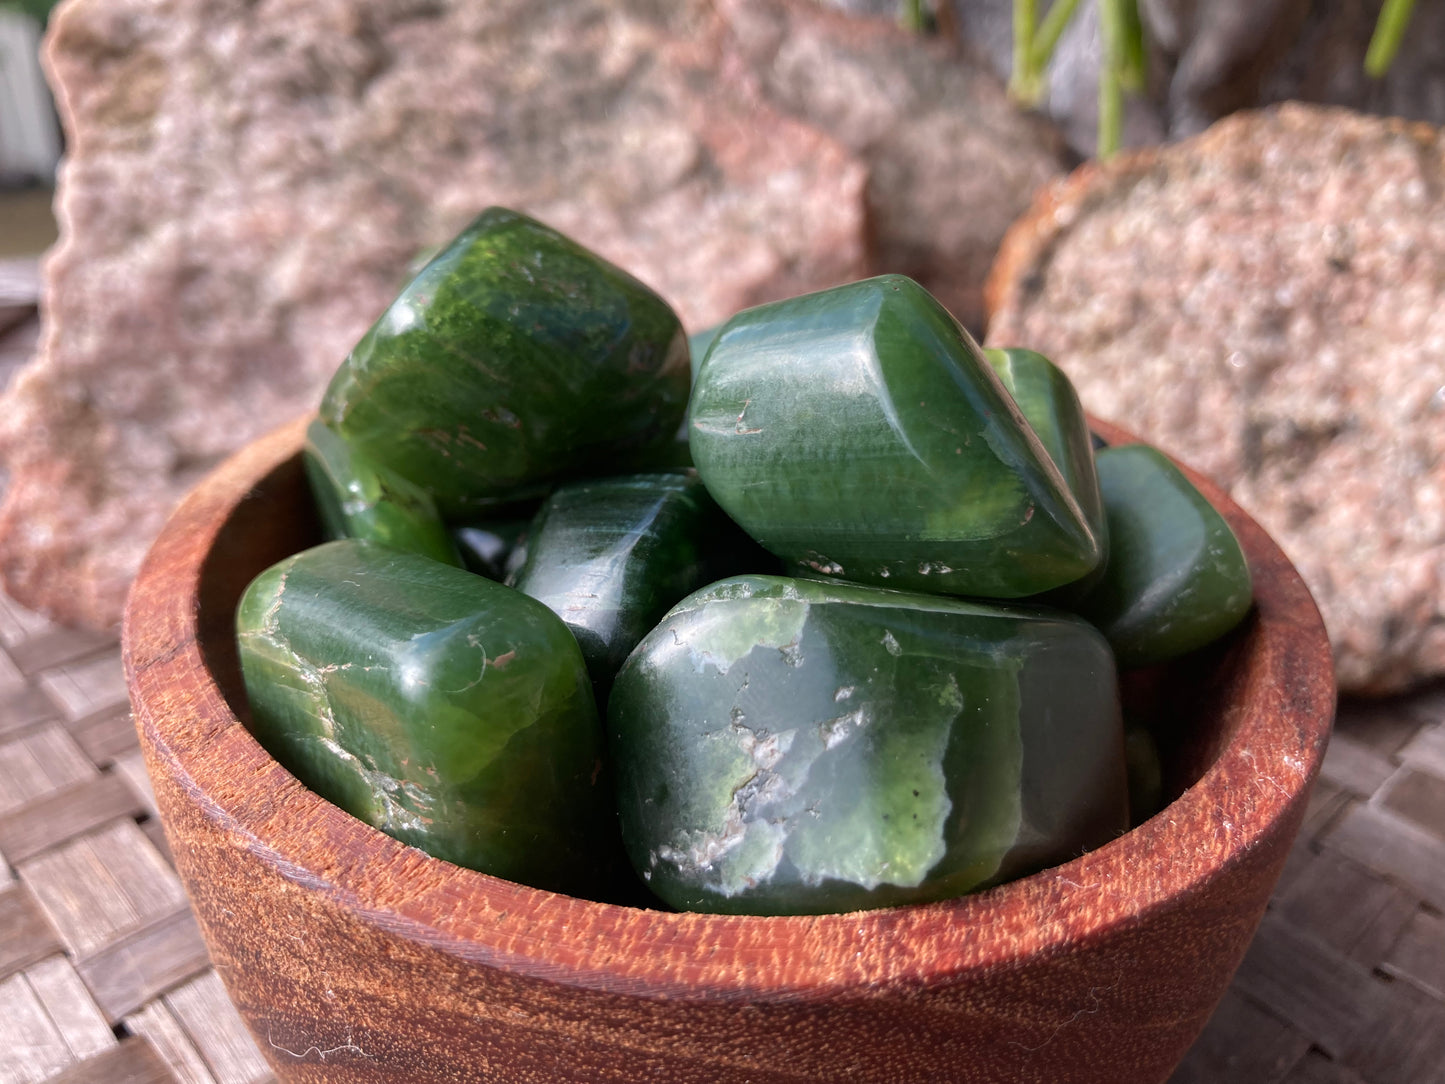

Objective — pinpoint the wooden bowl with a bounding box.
[124,413,1334,1084]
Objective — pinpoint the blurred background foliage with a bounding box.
[0,0,60,24]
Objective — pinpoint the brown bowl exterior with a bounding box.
[123,413,1334,1084]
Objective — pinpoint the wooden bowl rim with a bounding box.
[123,412,1335,999]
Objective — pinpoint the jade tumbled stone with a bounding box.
[609,575,1128,915]
[1076,444,1253,668]
[508,472,753,695]
[983,347,1107,553]
[689,276,1101,597]
[304,419,461,567]
[235,539,616,896]
[320,207,690,517]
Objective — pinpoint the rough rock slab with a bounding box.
[986,103,1445,694]
[0,0,1064,632]
[720,0,1067,327]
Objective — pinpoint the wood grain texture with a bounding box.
[163,971,277,1084]
[123,414,1336,1084]
[19,820,189,958]
[1166,990,1311,1084]
[0,885,62,981]
[123,1001,219,1084]
[76,906,210,1022]
[0,969,75,1083]
[43,1036,180,1084]
[0,726,97,814]
[0,771,146,863]
[24,955,120,1060]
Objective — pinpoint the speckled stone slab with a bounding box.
[987,104,1445,694]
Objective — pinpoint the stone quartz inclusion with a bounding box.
[235,539,617,896]
[609,575,1129,915]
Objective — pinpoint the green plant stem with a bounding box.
[1115,0,1147,91]
[0,0,61,23]
[1010,0,1043,105]
[902,0,927,34]
[1365,0,1415,77]
[1029,0,1082,71]
[1098,0,1126,158]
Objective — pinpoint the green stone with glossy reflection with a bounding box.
[609,575,1128,915]
[508,472,763,696]
[235,539,615,895]
[688,276,1101,597]
[304,419,461,567]
[983,347,1107,554]
[320,207,689,518]
[1075,444,1253,668]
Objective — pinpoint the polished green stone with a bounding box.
[1125,725,1164,826]
[304,419,461,567]
[235,539,617,895]
[1074,444,1253,668]
[320,207,690,518]
[508,472,760,696]
[609,575,1128,915]
[983,347,1107,554]
[688,276,1101,598]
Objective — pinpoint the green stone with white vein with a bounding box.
[234,538,616,896]
[688,275,1101,598]
[608,575,1128,915]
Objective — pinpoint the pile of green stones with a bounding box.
[236,207,1253,916]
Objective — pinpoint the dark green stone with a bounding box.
[508,472,753,696]
[1125,725,1164,826]
[451,517,533,581]
[688,276,1101,598]
[1074,444,1253,668]
[303,419,461,567]
[983,347,1107,554]
[609,575,1128,915]
[235,539,617,896]
[320,207,690,518]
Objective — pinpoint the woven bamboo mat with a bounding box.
[2,289,1444,1084]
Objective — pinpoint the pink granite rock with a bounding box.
[0,0,1064,631]
[717,0,1067,330]
[987,104,1445,694]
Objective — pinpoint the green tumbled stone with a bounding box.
[1075,444,1253,668]
[509,473,763,696]
[235,539,616,895]
[688,276,1101,598]
[304,419,462,567]
[983,347,1107,555]
[1125,725,1164,826]
[609,575,1128,915]
[320,207,690,517]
